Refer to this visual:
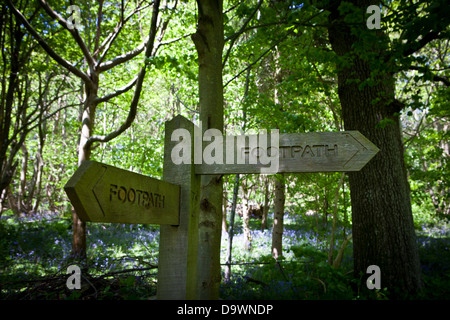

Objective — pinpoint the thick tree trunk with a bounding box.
[327,1,422,296]
[192,0,224,299]
[0,21,22,202]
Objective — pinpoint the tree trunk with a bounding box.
[30,111,46,213]
[0,15,22,201]
[328,173,345,266]
[192,0,224,299]
[222,189,228,232]
[271,45,285,260]
[31,151,43,213]
[224,174,240,283]
[18,143,28,213]
[272,175,285,260]
[6,186,19,216]
[327,0,422,296]
[242,179,252,251]
[322,186,329,226]
[261,176,270,230]
[72,79,99,259]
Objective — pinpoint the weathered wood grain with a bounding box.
[194,131,379,174]
[64,161,180,225]
[157,115,201,300]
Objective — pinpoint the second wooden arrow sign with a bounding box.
[192,131,379,174]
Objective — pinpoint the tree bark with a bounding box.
[192,0,224,299]
[0,8,22,201]
[272,175,285,260]
[271,45,285,260]
[222,189,228,232]
[241,179,252,251]
[18,143,28,213]
[224,174,240,283]
[327,0,422,296]
[261,176,270,230]
[30,106,47,213]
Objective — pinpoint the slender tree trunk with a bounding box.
[31,110,46,213]
[72,76,99,259]
[0,189,6,216]
[261,176,269,230]
[327,0,422,296]
[272,175,285,260]
[222,189,228,232]
[322,186,329,226]
[224,59,251,279]
[31,151,43,213]
[328,173,345,265]
[6,186,19,216]
[271,45,285,260]
[192,0,224,299]
[18,144,28,213]
[224,174,240,283]
[431,121,450,216]
[242,180,252,251]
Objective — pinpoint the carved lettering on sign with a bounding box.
[109,184,165,209]
[240,144,338,160]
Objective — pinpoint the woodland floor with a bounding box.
[0,210,449,300]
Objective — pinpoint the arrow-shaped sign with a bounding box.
[276,131,379,173]
[64,161,180,225]
[193,131,379,174]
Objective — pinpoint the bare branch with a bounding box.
[93,0,105,59]
[96,2,153,68]
[223,9,326,87]
[152,0,179,56]
[224,31,289,88]
[156,32,194,47]
[402,31,443,57]
[408,65,450,87]
[37,0,96,68]
[86,0,161,148]
[6,0,91,84]
[223,0,263,68]
[95,76,139,104]
[97,40,147,72]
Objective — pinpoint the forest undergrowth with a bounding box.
[0,208,449,300]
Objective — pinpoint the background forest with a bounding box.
[0,0,449,300]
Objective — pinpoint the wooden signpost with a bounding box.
[158,115,200,300]
[64,114,379,300]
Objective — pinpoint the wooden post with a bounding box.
[157,115,200,299]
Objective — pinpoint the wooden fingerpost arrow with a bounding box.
[64,161,180,225]
[194,131,379,174]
